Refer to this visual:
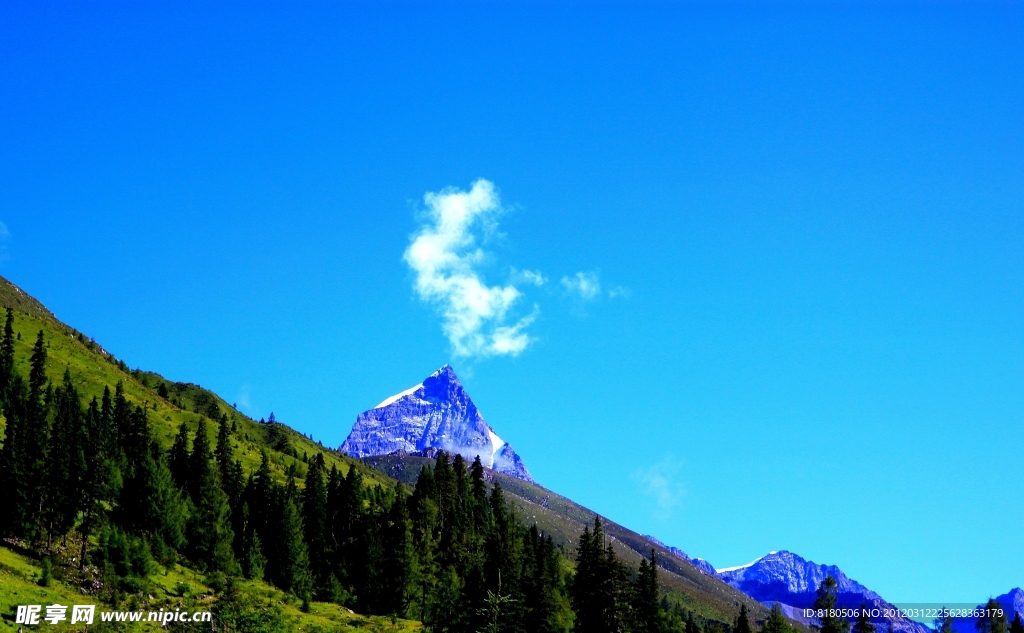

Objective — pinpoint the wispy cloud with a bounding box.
[0,222,10,262]
[561,271,602,300]
[405,179,537,358]
[631,457,686,519]
[510,268,547,287]
[235,385,253,413]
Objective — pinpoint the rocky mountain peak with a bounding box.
[341,366,533,482]
[717,550,928,633]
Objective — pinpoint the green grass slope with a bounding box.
[0,275,414,631]
[0,274,794,632]
[0,545,419,632]
[0,276,392,491]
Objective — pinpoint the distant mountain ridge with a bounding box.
[643,535,718,576]
[715,550,930,633]
[340,365,533,482]
[952,588,1024,633]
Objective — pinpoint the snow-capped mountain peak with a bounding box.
[716,550,928,633]
[341,365,533,482]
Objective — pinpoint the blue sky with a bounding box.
[2,1,1021,604]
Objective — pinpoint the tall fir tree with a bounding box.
[302,453,330,595]
[935,615,955,633]
[169,422,191,490]
[815,576,851,633]
[761,603,792,633]
[852,604,876,633]
[0,375,30,538]
[42,369,86,547]
[1008,613,1024,633]
[572,516,629,633]
[119,440,188,559]
[79,395,119,569]
[188,418,214,502]
[186,443,235,573]
[215,414,233,481]
[734,604,753,633]
[272,478,313,599]
[976,600,1009,633]
[634,550,662,633]
[380,486,412,617]
[112,380,131,451]
[22,331,52,541]
[0,307,14,399]
[686,613,699,633]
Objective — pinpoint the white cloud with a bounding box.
[235,385,253,413]
[510,268,547,287]
[630,457,686,519]
[0,222,10,262]
[404,179,537,358]
[561,271,602,300]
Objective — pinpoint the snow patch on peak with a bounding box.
[715,558,760,574]
[375,384,423,409]
[487,429,505,465]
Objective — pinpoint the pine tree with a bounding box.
[0,307,15,399]
[302,453,330,594]
[215,414,233,481]
[119,441,188,559]
[0,375,31,538]
[119,403,153,476]
[687,612,699,633]
[470,456,489,532]
[572,516,628,633]
[79,396,118,569]
[935,615,954,633]
[380,486,412,616]
[188,418,214,502]
[22,331,51,540]
[815,576,851,633]
[29,330,47,395]
[853,603,876,633]
[523,528,566,633]
[331,464,365,587]
[244,531,267,581]
[1008,613,1023,633]
[734,604,753,633]
[112,380,131,450]
[273,479,312,599]
[42,369,86,547]
[761,603,793,633]
[408,465,440,622]
[247,451,275,549]
[169,422,191,490]
[977,600,1008,633]
[635,550,662,633]
[187,446,235,574]
[100,386,116,457]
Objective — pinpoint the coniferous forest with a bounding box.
[0,306,757,632]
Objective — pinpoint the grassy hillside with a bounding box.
[0,274,800,632]
[0,545,418,633]
[0,274,414,631]
[0,278,392,492]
